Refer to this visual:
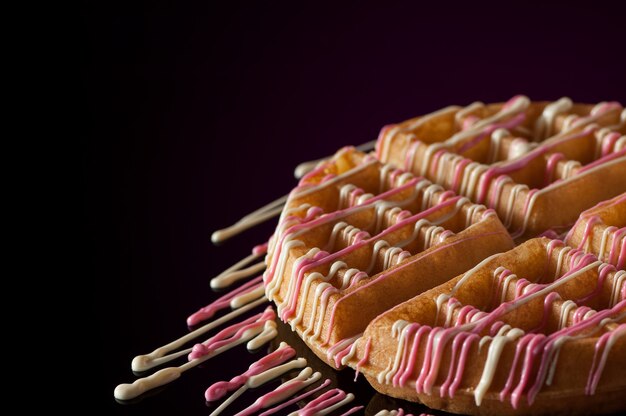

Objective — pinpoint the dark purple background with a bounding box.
[83,2,626,414]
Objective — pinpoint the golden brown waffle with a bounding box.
[262,97,626,415]
[263,147,514,369]
[375,97,626,239]
[566,192,625,270]
[355,237,626,416]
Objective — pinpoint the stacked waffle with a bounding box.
[265,96,625,415]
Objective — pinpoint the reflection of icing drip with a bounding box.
[205,342,295,402]
[114,307,277,401]
[234,367,321,416]
[289,388,355,416]
[337,406,365,416]
[375,409,433,416]
[207,352,307,415]
[259,379,331,416]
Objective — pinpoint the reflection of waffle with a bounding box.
[356,237,626,416]
[376,97,626,239]
[566,193,626,270]
[263,147,514,369]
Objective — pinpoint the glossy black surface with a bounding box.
[84,3,626,415]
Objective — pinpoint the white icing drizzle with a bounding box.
[495,268,518,304]
[231,285,266,309]
[291,157,379,200]
[374,410,412,416]
[325,334,362,366]
[211,253,266,289]
[586,325,626,395]
[561,160,581,179]
[503,184,528,229]
[535,97,573,140]
[435,152,458,185]
[507,139,533,160]
[474,325,524,405]
[115,317,276,400]
[513,155,626,238]
[379,164,396,194]
[611,270,625,308]
[459,163,488,201]
[434,252,505,320]
[210,235,268,289]
[380,249,620,409]
[455,101,484,127]
[130,296,268,372]
[379,105,460,163]
[488,128,510,163]
[211,194,288,244]
[420,184,444,211]
[558,300,577,330]
[294,140,377,179]
[598,226,616,263]
[279,247,321,316]
[266,239,305,301]
[293,261,347,332]
[562,114,579,131]
[447,96,530,147]
[247,320,279,350]
[306,282,337,342]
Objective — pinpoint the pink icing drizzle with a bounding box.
[456,112,526,156]
[297,388,349,416]
[279,196,465,322]
[601,132,621,157]
[544,152,566,187]
[187,275,264,326]
[325,230,508,345]
[577,148,626,174]
[234,373,318,416]
[586,324,626,395]
[265,176,423,286]
[382,247,624,409]
[204,344,295,401]
[257,379,331,416]
[337,405,365,416]
[188,306,275,360]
